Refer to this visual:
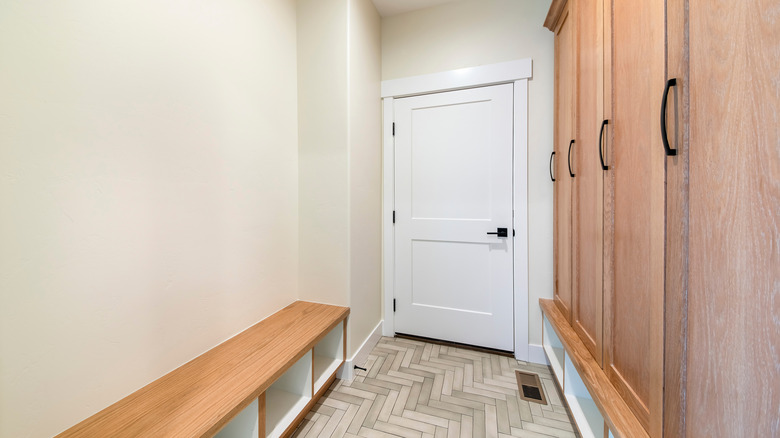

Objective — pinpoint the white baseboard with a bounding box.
[528,343,549,365]
[337,320,384,381]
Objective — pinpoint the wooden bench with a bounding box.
[540,299,647,438]
[56,301,350,438]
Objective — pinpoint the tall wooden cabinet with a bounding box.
[666,1,779,436]
[549,0,575,322]
[546,0,778,436]
[571,0,607,369]
[606,0,666,434]
[548,0,669,432]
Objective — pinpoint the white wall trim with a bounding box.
[513,79,530,362]
[382,61,532,361]
[338,320,384,381]
[528,344,549,366]
[381,59,532,98]
[382,97,395,337]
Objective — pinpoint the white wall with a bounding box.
[0,0,300,436]
[297,0,349,308]
[347,0,382,356]
[297,0,382,357]
[381,0,555,351]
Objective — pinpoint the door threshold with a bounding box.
[394,333,514,357]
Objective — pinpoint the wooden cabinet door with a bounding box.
[605,0,665,434]
[552,0,576,322]
[678,0,780,436]
[572,0,605,367]
[662,0,688,435]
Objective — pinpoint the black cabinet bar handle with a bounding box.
[661,78,678,156]
[599,119,609,170]
[567,139,575,177]
[550,151,556,182]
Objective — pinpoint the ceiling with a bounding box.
[371,0,463,17]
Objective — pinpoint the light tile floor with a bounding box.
[293,337,579,438]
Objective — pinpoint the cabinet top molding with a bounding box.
[544,0,568,31]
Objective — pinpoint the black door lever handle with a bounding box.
[487,228,508,237]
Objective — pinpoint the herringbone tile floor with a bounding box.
[293,337,579,438]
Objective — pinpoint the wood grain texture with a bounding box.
[553,0,576,322]
[600,0,615,405]
[647,0,667,429]
[258,393,266,438]
[685,0,780,435]
[56,301,350,438]
[572,0,605,367]
[663,0,689,436]
[540,299,648,438]
[545,0,570,31]
[607,0,666,432]
[343,317,348,363]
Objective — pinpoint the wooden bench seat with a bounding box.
[540,299,647,438]
[56,301,349,438]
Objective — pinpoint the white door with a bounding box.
[394,84,514,352]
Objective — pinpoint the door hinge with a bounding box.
[393,210,396,224]
[393,299,396,312]
[392,122,395,136]
[513,229,516,237]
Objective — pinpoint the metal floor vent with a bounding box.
[516,370,548,405]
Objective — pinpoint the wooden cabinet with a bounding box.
[549,0,575,322]
[548,0,667,432]
[547,0,779,436]
[548,0,610,371]
[604,0,667,434]
[547,0,666,432]
[571,0,607,368]
[661,1,687,434]
[664,1,780,437]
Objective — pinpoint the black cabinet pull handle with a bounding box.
[661,78,678,156]
[567,139,575,177]
[599,119,609,170]
[550,151,556,182]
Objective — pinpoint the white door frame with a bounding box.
[381,59,532,361]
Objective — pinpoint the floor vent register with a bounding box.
[515,370,548,405]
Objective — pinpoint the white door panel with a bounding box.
[394,84,514,351]
[411,240,493,314]
[411,100,493,221]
